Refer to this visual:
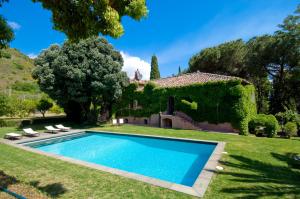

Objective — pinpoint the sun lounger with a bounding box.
[5,133,22,140]
[45,126,60,134]
[112,119,118,126]
[118,118,124,125]
[23,128,40,137]
[55,124,71,132]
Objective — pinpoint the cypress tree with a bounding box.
[178,66,182,76]
[150,55,160,80]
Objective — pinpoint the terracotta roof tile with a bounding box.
[152,71,244,88]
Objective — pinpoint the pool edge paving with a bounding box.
[1,130,225,198]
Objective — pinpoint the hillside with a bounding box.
[0,48,36,91]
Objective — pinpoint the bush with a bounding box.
[284,122,297,138]
[30,116,68,125]
[49,104,64,114]
[6,97,37,118]
[0,93,9,116]
[0,119,24,127]
[0,116,68,127]
[11,81,40,93]
[0,50,11,59]
[249,114,279,137]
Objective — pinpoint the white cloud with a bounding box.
[121,51,151,80]
[8,21,21,30]
[27,53,38,59]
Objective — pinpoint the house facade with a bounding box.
[115,71,256,134]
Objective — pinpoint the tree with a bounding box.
[33,0,148,41]
[271,5,300,112]
[178,66,182,76]
[36,97,53,117]
[268,22,299,113]
[32,36,129,122]
[0,15,14,49]
[187,5,300,114]
[246,35,274,113]
[188,39,247,77]
[150,55,160,80]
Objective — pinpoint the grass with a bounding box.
[0,48,34,90]
[0,124,300,198]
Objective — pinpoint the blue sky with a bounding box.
[1,0,299,79]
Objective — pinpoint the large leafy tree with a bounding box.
[150,55,160,80]
[188,5,300,114]
[32,37,129,122]
[188,39,247,77]
[0,0,147,41]
[0,15,14,49]
[33,0,148,41]
[268,6,299,113]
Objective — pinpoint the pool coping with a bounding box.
[1,130,225,197]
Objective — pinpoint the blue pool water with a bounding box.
[29,132,216,186]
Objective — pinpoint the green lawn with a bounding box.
[0,124,300,198]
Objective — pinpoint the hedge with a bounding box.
[249,114,279,137]
[115,79,257,135]
[0,116,68,127]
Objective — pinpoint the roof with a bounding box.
[152,71,247,88]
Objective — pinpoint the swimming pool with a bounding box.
[20,131,224,197]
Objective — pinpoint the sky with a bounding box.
[1,0,299,80]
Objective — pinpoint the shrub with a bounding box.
[36,97,53,117]
[0,50,11,59]
[0,117,68,127]
[49,104,64,114]
[0,93,9,116]
[284,122,297,138]
[0,119,24,127]
[6,97,37,118]
[249,114,279,137]
[11,81,40,93]
[13,62,24,70]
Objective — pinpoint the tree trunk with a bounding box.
[99,103,112,122]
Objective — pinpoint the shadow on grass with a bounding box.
[220,153,300,198]
[30,181,67,198]
[272,152,300,169]
[0,171,19,188]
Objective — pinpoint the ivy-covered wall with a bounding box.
[115,80,257,135]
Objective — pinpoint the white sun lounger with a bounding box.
[55,124,71,132]
[112,119,118,126]
[23,128,40,137]
[45,126,60,134]
[118,118,124,125]
[5,133,22,140]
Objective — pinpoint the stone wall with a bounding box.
[123,114,159,127]
[121,112,238,133]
